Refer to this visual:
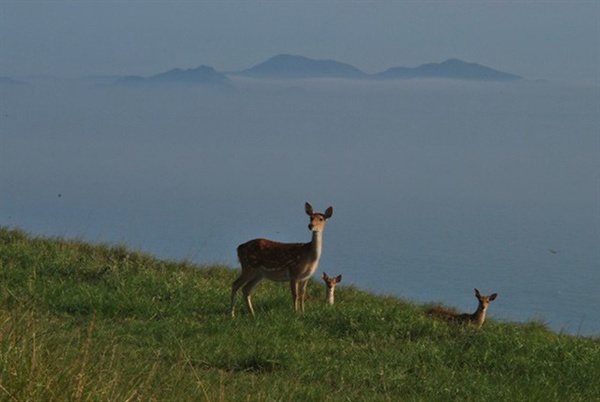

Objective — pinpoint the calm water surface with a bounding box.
[1,78,598,335]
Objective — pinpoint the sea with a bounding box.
[1,76,598,336]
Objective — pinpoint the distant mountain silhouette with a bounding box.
[236,54,368,79]
[0,76,29,86]
[374,59,522,81]
[115,65,230,86]
[108,57,522,85]
[233,55,521,81]
[79,75,123,85]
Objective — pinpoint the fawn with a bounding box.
[230,202,333,316]
[321,272,342,305]
[427,288,498,326]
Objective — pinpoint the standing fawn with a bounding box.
[230,202,333,317]
[322,272,342,305]
[427,288,498,327]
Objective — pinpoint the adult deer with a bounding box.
[230,202,333,316]
[322,272,342,306]
[427,288,498,327]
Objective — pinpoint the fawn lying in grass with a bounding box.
[427,288,498,327]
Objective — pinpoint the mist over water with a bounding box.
[1,78,598,335]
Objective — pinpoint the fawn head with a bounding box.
[474,288,498,312]
[322,272,342,289]
[305,202,333,233]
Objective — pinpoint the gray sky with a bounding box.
[1,1,598,82]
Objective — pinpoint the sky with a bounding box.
[0,1,599,83]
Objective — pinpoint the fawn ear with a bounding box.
[335,275,342,283]
[305,202,314,216]
[321,272,328,280]
[489,293,498,301]
[474,288,482,298]
[324,206,333,219]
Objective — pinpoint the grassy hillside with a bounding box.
[1,226,599,401]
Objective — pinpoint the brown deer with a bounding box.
[230,202,333,316]
[322,272,342,305]
[427,288,498,327]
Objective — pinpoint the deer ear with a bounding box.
[474,288,481,298]
[305,202,314,216]
[321,272,328,280]
[489,293,498,301]
[324,206,333,219]
[335,275,342,283]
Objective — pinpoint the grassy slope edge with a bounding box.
[1,226,599,401]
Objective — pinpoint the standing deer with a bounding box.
[230,202,333,316]
[322,272,342,305]
[427,288,498,327]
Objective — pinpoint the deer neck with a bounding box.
[472,304,486,325]
[326,287,335,305]
[309,230,323,262]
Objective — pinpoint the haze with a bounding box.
[1,1,599,83]
[1,2,598,334]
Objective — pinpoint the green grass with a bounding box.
[1,226,599,401]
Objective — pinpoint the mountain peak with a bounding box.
[441,58,465,64]
[237,54,367,79]
[375,58,522,81]
[116,65,230,86]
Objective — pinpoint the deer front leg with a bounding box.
[290,279,299,312]
[299,280,309,313]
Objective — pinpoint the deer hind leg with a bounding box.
[241,275,263,316]
[230,276,245,317]
[230,268,258,317]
